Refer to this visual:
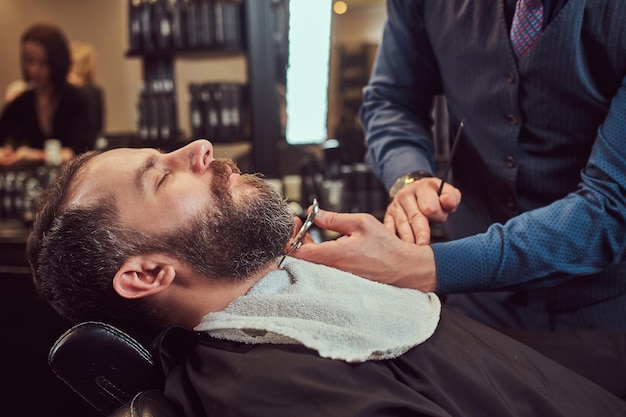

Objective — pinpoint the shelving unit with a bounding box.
[329,43,377,164]
[126,0,287,177]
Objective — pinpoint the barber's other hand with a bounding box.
[291,209,437,293]
[385,178,461,244]
[0,145,45,166]
[0,145,16,166]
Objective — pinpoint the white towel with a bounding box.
[194,258,441,363]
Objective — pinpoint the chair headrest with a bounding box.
[49,321,164,416]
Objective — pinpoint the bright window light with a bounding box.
[285,0,332,144]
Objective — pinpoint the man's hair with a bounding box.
[27,151,293,331]
[27,151,164,330]
[21,23,71,93]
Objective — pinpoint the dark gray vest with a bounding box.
[422,0,626,234]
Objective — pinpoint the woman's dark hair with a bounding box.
[20,23,71,93]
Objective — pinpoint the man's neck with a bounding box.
[172,260,280,329]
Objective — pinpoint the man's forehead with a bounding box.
[97,147,164,167]
[65,147,145,207]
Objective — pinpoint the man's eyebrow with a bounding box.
[136,152,161,192]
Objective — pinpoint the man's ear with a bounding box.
[113,254,176,299]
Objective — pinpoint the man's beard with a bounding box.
[161,158,294,281]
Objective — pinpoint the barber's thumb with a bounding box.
[312,209,356,235]
[438,194,459,214]
[308,208,330,229]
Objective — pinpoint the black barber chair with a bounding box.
[48,321,182,417]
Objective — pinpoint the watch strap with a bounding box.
[389,171,433,199]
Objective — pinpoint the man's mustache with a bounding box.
[211,158,241,176]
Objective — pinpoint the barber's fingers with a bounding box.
[290,209,360,267]
[438,183,462,214]
[386,180,439,244]
[307,208,376,237]
[384,200,430,245]
[293,210,390,269]
[292,210,438,292]
[386,179,462,244]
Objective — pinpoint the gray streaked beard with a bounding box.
[160,159,294,281]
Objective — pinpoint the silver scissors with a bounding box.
[278,198,319,268]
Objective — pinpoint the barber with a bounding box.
[295,0,626,332]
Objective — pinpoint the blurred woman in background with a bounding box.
[0,23,95,167]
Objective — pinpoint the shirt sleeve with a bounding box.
[433,75,626,294]
[360,0,442,190]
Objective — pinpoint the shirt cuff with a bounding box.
[431,235,495,294]
[379,148,434,190]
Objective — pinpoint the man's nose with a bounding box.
[175,139,214,173]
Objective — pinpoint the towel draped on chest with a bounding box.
[194,258,441,363]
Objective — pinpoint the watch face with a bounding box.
[390,175,410,198]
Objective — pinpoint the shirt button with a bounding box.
[504,155,516,168]
[505,114,519,125]
[505,72,516,84]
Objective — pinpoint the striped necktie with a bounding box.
[510,0,544,58]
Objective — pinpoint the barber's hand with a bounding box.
[0,146,16,166]
[0,145,45,166]
[14,146,45,162]
[291,209,437,293]
[385,178,461,245]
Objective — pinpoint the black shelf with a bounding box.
[125,46,245,59]
[126,0,286,176]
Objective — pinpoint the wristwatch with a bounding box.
[388,171,433,199]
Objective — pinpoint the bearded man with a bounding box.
[28,140,626,417]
